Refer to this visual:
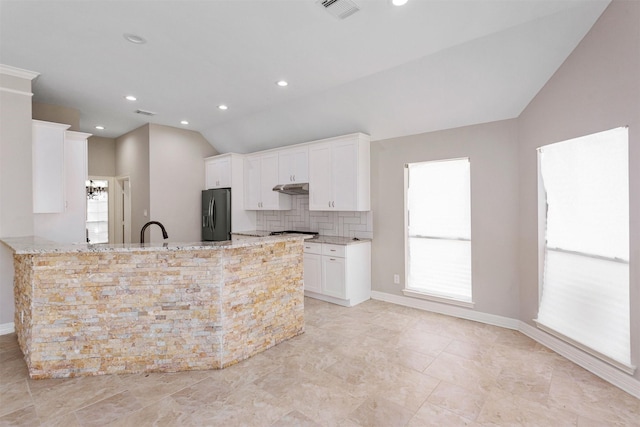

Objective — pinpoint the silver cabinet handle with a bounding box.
[328,201,331,207]
[293,175,295,181]
[332,201,335,207]
[329,258,336,261]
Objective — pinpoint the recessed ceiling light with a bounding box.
[180,120,189,125]
[392,0,408,5]
[123,33,147,44]
[218,105,228,110]
[276,80,288,87]
[95,125,105,130]
[125,95,137,101]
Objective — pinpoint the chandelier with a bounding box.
[86,180,107,199]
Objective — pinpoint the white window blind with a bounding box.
[537,127,631,369]
[406,158,472,303]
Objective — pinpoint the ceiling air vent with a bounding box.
[317,0,360,19]
[135,109,156,116]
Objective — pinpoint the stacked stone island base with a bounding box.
[2,235,305,379]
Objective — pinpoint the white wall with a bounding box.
[149,124,217,243]
[517,0,640,381]
[371,119,520,319]
[0,66,37,325]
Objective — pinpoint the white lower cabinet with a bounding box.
[303,240,371,307]
[303,253,322,294]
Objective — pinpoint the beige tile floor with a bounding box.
[1,297,639,426]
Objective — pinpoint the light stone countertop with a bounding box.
[312,235,371,245]
[0,234,310,255]
[232,231,371,246]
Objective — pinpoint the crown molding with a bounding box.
[0,64,39,80]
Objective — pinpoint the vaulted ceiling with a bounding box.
[0,0,610,153]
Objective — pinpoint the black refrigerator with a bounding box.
[202,188,231,241]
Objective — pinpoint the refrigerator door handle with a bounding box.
[209,198,214,231]
[212,198,216,231]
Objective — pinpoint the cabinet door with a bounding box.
[214,157,231,187]
[243,156,261,209]
[205,157,231,189]
[289,147,309,183]
[33,130,90,243]
[32,121,69,213]
[278,147,309,184]
[309,143,333,210]
[303,253,322,293]
[322,255,346,299]
[205,159,221,189]
[332,139,359,210]
[259,153,280,209]
[278,149,294,184]
[61,132,88,242]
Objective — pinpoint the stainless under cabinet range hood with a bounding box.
[272,183,309,195]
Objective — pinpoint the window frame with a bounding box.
[535,126,633,374]
[402,157,474,308]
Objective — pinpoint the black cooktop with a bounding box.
[269,230,319,236]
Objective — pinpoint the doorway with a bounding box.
[85,176,115,244]
[114,176,131,244]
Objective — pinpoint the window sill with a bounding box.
[403,289,475,309]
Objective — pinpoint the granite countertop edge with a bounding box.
[232,231,372,246]
[0,234,311,255]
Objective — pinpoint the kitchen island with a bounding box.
[1,235,306,379]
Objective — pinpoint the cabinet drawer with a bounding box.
[322,244,345,258]
[303,242,322,254]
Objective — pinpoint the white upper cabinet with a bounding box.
[205,155,231,189]
[278,146,309,184]
[32,120,91,243]
[308,133,370,211]
[203,153,256,232]
[244,152,291,210]
[32,120,70,213]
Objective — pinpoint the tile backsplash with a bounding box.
[256,195,373,239]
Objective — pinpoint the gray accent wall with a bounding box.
[88,136,116,177]
[371,119,520,319]
[148,124,217,243]
[517,0,639,379]
[371,0,639,382]
[115,125,150,244]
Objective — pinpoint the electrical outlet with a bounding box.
[393,274,400,284]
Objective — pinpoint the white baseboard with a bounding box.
[0,322,15,335]
[370,290,640,399]
[370,291,520,330]
[519,322,640,399]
